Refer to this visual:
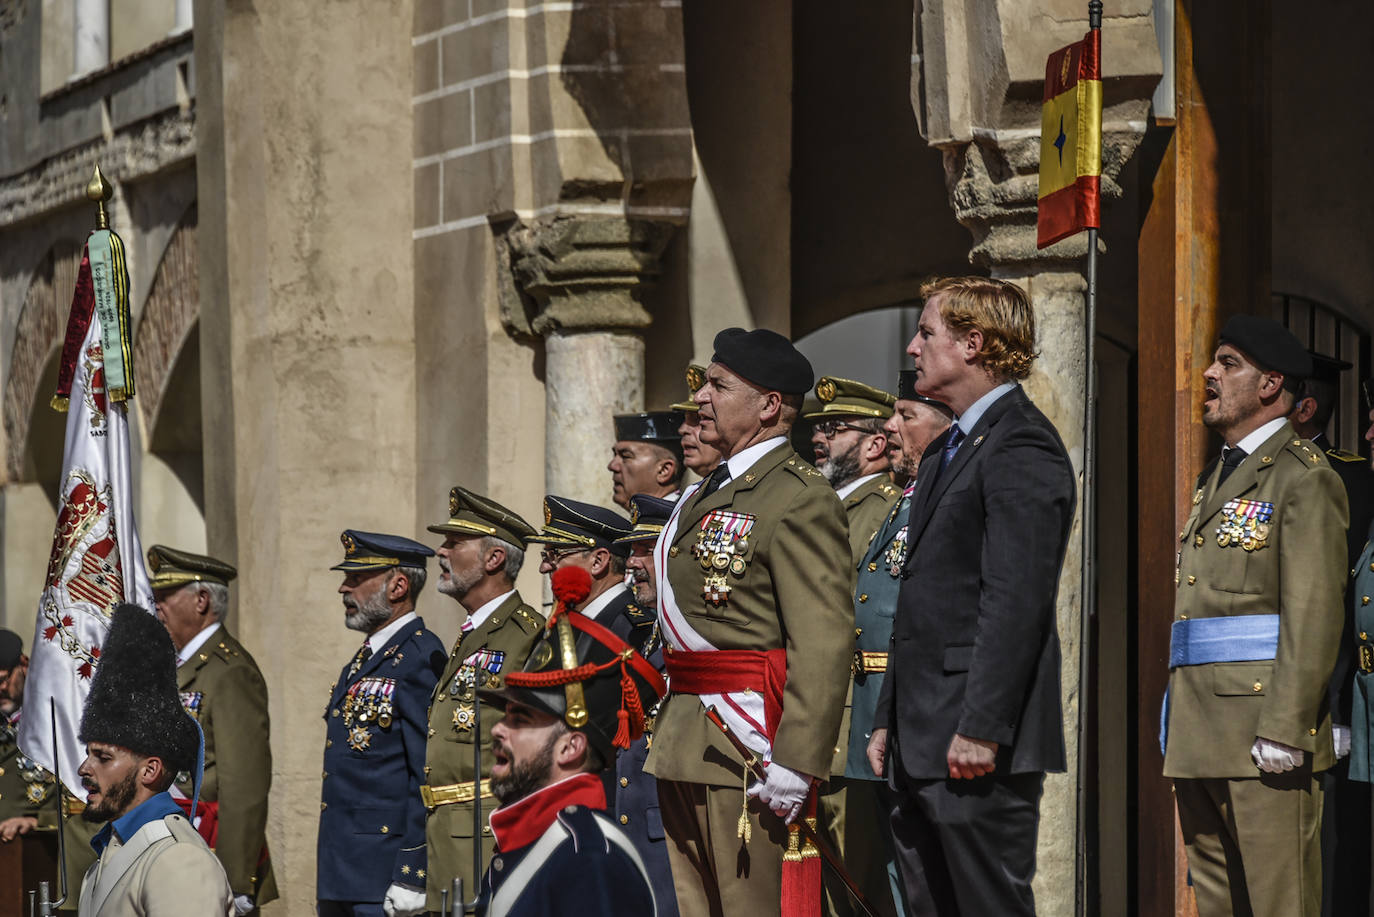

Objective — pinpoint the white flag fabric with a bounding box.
[17,244,152,799]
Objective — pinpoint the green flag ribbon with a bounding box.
[87,228,135,402]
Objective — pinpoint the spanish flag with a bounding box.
[1037,28,1101,248]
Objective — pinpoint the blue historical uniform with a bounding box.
[477,773,658,917]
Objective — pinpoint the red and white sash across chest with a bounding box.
[654,480,776,763]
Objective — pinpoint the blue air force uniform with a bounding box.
[318,531,447,912]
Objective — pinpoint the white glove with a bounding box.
[382,883,427,917]
[1250,737,1305,774]
[1335,724,1352,759]
[232,895,254,916]
[745,762,813,824]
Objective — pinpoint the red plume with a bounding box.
[551,566,593,607]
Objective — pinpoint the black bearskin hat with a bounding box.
[78,604,199,773]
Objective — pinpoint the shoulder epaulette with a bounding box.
[1327,447,1365,464]
[783,456,826,483]
[1284,438,1325,467]
[511,605,544,634]
[878,482,900,497]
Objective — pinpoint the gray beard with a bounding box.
[437,564,483,600]
[344,587,393,633]
[821,444,864,489]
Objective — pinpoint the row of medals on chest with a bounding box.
[694,527,749,603]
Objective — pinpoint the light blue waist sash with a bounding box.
[1169,614,1279,668]
[1160,614,1279,754]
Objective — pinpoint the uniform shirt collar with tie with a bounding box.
[1219,416,1289,482]
[174,621,221,668]
[717,435,789,489]
[462,588,516,636]
[364,610,418,654]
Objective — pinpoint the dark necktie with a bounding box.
[1218,446,1247,484]
[939,426,967,472]
[348,644,373,677]
[699,464,732,498]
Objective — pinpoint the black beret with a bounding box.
[79,605,200,773]
[710,328,814,396]
[1217,316,1312,384]
[0,629,22,670]
[895,370,953,414]
[613,412,687,445]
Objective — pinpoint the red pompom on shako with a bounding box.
[550,565,593,608]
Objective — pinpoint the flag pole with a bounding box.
[1076,2,1102,915]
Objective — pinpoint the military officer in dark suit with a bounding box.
[610,411,688,507]
[1164,317,1347,917]
[148,545,276,914]
[528,496,654,651]
[473,566,669,916]
[423,487,546,914]
[319,531,446,917]
[844,374,952,917]
[870,278,1077,917]
[1290,352,1374,916]
[675,365,724,480]
[649,328,854,917]
[613,494,678,917]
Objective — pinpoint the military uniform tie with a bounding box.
[1218,445,1247,484]
[349,643,372,677]
[698,464,732,500]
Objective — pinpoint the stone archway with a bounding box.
[133,202,198,442]
[4,241,82,482]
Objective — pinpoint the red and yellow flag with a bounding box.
[1037,28,1102,248]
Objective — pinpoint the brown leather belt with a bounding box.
[852,650,889,675]
[420,779,492,809]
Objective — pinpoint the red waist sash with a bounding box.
[663,647,786,740]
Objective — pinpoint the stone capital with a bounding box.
[497,216,676,339]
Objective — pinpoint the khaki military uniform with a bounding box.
[648,442,854,917]
[173,628,276,906]
[0,710,55,821]
[423,591,545,912]
[841,475,900,568]
[1164,423,1347,917]
[78,811,232,917]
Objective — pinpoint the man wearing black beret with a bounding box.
[648,327,853,916]
[608,411,688,509]
[1165,314,1348,917]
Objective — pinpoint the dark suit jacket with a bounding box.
[318,616,446,902]
[876,385,1076,779]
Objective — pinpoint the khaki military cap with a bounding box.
[670,364,706,413]
[803,376,897,420]
[147,545,237,591]
[427,486,539,549]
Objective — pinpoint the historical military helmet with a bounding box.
[804,376,897,421]
[670,364,707,413]
[480,567,665,764]
[614,494,675,546]
[78,604,200,774]
[147,545,237,591]
[331,530,436,572]
[526,495,634,558]
[427,486,539,549]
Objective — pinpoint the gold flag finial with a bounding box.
[86,165,113,230]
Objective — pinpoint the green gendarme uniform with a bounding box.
[1164,422,1347,917]
[422,590,544,912]
[841,475,901,568]
[173,627,277,906]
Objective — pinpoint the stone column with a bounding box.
[173,0,193,35]
[912,2,1162,911]
[503,216,675,507]
[72,0,109,77]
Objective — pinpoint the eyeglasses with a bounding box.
[813,420,873,439]
[539,547,589,566]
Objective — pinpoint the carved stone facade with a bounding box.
[132,203,198,436]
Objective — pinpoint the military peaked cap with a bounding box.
[804,376,896,420]
[79,605,200,773]
[895,370,953,413]
[1217,316,1312,386]
[527,495,633,557]
[614,494,675,546]
[331,530,435,572]
[147,545,237,591]
[613,412,687,446]
[670,364,706,413]
[710,328,814,395]
[427,486,538,549]
[0,629,22,670]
